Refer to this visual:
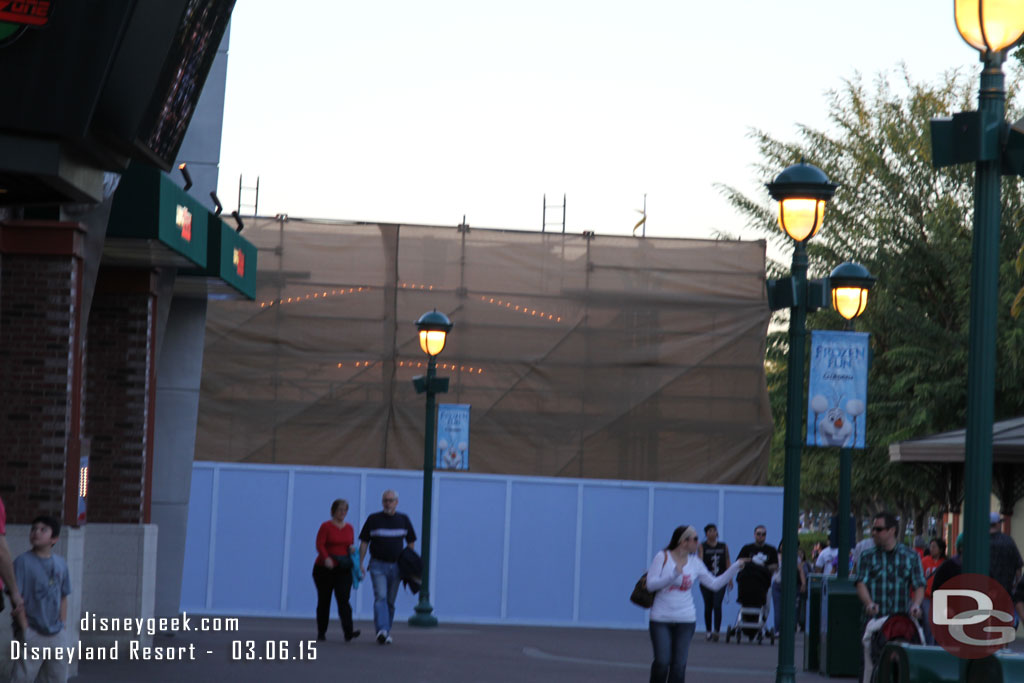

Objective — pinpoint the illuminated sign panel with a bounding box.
[203,216,255,299]
[107,164,207,268]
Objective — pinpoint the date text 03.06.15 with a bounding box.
[231,640,317,661]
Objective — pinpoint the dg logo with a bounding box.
[931,573,1016,659]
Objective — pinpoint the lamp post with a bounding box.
[765,161,837,683]
[409,309,453,628]
[930,1,1024,580]
[828,262,875,582]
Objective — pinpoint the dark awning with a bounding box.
[888,417,1024,463]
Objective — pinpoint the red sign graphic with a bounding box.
[176,205,192,242]
[931,573,1016,659]
[233,248,245,277]
[0,0,52,26]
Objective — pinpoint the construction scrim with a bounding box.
[196,218,774,485]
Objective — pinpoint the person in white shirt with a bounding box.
[815,542,838,576]
[646,525,746,683]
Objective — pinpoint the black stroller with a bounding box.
[725,563,775,645]
[865,613,926,683]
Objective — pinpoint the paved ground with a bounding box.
[70,618,845,683]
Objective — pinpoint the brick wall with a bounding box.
[0,222,85,523]
[84,270,156,523]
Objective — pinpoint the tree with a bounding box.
[720,67,1024,522]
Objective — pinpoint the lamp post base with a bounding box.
[409,601,438,628]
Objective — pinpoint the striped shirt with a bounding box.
[855,543,925,618]
[359,511,416,563]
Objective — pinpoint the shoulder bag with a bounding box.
[630,551,669,608]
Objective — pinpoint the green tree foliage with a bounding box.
[720,68,1024,522]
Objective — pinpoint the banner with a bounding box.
[436,404,470,470]
[806,330,869,449]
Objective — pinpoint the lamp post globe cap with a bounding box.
[766,162,839,201]
[829,261,876,290]
[415,309,454,332]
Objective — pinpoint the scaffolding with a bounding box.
[196,218,773,485]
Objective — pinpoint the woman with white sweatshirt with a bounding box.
[645,525,746,683]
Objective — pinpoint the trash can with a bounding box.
[804,573,824,672]
[876,643,959,683]
[965,651,1024,683]
[819,577,861,677]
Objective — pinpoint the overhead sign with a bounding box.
[806,330,869,449]
[206,215,257,299]
[0,0,54,46]
[107,163,208,268]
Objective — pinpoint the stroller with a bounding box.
[864,613,926,683]
[725,563,775,645]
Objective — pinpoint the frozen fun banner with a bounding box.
[436,403,470,470]
[806,330,868,449]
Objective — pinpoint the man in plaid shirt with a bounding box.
[855,512,924,682]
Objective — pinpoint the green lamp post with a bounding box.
[409,309,453,628]
[931,0,1024,580]
[765,161,837,683]
[828,262,875,583]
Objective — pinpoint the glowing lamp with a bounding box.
[416,309,453,357]
[766,162,838,242]
[829,262,876,320]
[955,0,1024,53]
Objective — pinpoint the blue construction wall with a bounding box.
[181,462,783,630]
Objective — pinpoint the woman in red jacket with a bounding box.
[313,499,360,642]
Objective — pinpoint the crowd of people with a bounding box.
[642,512,1024,683]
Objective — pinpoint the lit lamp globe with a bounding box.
[955,0,1024,53]
[829,262,876,321]
[765,162,838,243]
[416,309,453,357]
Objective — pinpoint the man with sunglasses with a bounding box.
[855,512,924,682]
[736,526,779,573]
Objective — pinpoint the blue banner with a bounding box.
[436,403,471,470]
[806,330,869,449]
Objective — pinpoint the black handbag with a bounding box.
[630,573,655,608]
[630,551,668,608]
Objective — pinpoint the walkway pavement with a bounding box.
[71,618,845,683]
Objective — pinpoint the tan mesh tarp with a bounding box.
[196,218,773,485]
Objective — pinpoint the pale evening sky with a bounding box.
[216,1,983,242]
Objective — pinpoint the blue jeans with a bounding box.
[369,559,401,634]
[649,620,695,683]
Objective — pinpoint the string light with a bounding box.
[257,285,373,308]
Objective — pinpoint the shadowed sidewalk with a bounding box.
[69,617,844,683]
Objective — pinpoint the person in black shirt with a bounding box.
[698,523,731,641]
[989,512,1023,603]
[736,525,779,573]
[359,490,416,645]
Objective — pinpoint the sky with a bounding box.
[216,1,982,243]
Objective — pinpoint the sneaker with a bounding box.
[712,632,720,642]
[345,630,360,642]
[705,633,712,641]
[376,630,387,644]
[385,634,393,645]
